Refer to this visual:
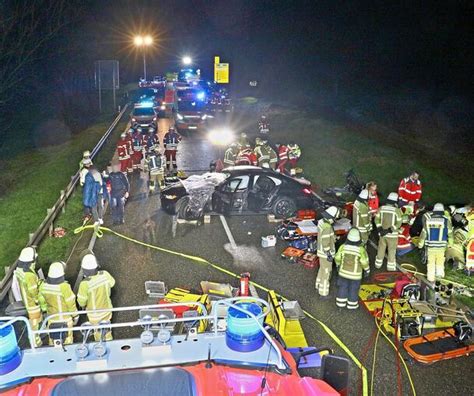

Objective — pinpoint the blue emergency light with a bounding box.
[139,101,154,108]
[0,323,22,375]
[196,91,205,101]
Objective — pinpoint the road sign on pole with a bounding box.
[214,56,229,84]
[94,60,120,112]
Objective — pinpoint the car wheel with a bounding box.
[176,196,202,220]
[272,196,296,219]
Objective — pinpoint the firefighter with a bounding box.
[147,127,159,152]
[117,132,131,174]
[125,128,134,173]
[109,162,130,225]
[375,192,403,271]
[258,115,269,134]
[315,206,339,297]
[14,247,42,346]
[131,127,143,170]
[77,254,116,341]
[335,228,370,309]
[38,262,78,345]
[255,139,277,169]
[287,142,301,175]
[366,181,380,217]
[224,143,239,168]
[236,144,258,166]
[146,146,166,193]
[237,132,250,148]
[79,150,91,170]
[418,203,453,282]
[352,189,371,245]
[276,143,289,173]
[446,214,469,269]
[163,127,181,173]
[398,171,422,205]
[79,158,93,187]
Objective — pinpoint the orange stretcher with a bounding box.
[403,328,474,364]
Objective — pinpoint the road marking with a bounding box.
[219,215,237,249]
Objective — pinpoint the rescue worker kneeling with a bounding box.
[335,228,369,310]
[38,262,78,345]
[77,254,116,341]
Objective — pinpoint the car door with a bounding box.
[212,175,250,215]
[247,174,280,212]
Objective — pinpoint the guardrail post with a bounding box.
[60,190,66,213]
[29,233,35,244]
[47,209,53,236]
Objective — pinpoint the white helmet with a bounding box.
[358,189,369,200]
[387,192,398,203]
[433,203,445,213]
[347,228,361,243]
[324,206,340,220]
[83,150,91,158]
[128,128,134,134]
[149,127,155,133]
[81,254,98,271]
[18,247,37,263]
[48,262,65,278]
[121,132,126,138]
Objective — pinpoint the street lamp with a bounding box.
[182,55,192,66]
[134,35,153,80]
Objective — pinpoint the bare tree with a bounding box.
[0,0,70,106]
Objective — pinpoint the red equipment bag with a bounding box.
[391,274,414,298]
[296,209,317,220]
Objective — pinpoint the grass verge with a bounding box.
[0,115,127,278]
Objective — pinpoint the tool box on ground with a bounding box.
[261,235,277,247]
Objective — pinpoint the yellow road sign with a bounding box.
[214,56,229,83]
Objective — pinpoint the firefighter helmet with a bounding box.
[81,254,98,271]
[358,189,369,200]
[121,132,126,138]
[323,206,340,220]
[18,247,37,264]
[387,192,398,203]
[347,228,361,243]
[82,150,91,158]
[433,203,445,213]
[48,262,65,278]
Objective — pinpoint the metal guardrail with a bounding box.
[0,105,129,302]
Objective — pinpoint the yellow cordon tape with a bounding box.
[75,224,369,395]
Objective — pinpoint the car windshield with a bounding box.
[178,101,205,111]
[133,108,155,116]
[137,88,156,97]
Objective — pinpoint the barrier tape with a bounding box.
[75,224,369,395]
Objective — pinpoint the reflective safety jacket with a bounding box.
[132,132,143,152]
[147,134,159,151]
[236,148,257,166]
[255,144,277,169]
[353,199,371,233]
[164,131,181,150]
[316,219,336,259]
[77,271,115,322]
[146,153,165,175]
[116,138,130,160]
[14,267,40,313]
[466,228,474,270]
[375,204,402,238]
[125,134,134,155]
[419,212,453,249]
[278,145,289,162]
[38,281,78,322]
[224,147,238,167]
[398,177,422,203]
[287,144,301,160]
[447,227,468,263]
[335,242,369,280]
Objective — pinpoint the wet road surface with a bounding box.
[92,114,472,396]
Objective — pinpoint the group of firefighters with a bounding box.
[14,248,115,346]
[315,170,474,309]
[13,113,474,345]
[223,132,301,175]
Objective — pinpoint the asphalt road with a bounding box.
[92,113,472,396]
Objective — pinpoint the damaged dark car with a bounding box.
[160,166,317,220]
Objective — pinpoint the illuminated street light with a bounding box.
[134,35,154,80]
[208,128,234,146]
[182,56,192,66]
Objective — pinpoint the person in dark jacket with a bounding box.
[109,162,130,225]
[83,166,107,224]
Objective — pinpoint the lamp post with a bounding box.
[134,35,153,80]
